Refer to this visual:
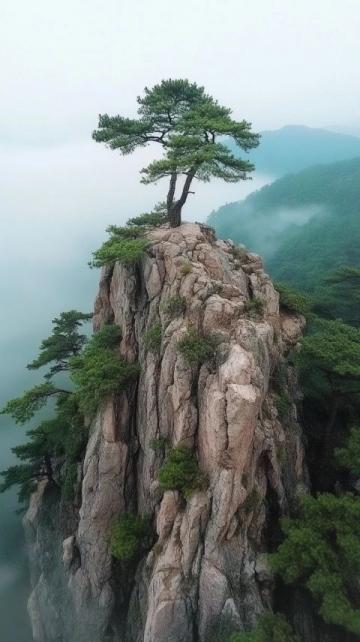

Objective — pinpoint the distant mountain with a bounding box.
[208,157,360,291]
[228,125,360,176]
[327,125,360,138]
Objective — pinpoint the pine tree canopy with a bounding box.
[27,310,92,378]
[296,318,360,399]
[92,79,259,226]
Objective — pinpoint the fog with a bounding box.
[234,204,327,260]
[1,0,359,639]
[0,138,270,641]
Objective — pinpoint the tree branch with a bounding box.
[178,167,197,208]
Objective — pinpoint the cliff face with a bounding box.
[24,223,307,642]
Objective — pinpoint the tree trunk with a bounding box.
[169,202,182,227]
[44,455,53,482]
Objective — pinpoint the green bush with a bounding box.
[271,363,288,391]
[110,513,150,561]
[275,393,291,419]
[335,426,360,475]
[177,327,219,366]
[208,282,223,296]
[143,324,162,353]
[244,298,264,317]
[70,325,139,416]
[180,262,193,275]
[150,437,168,452]
[270,493,360,635]
[228,613,298,642]
[158,446,205,498]
[275,282,313,316]
[90,236,150,268]
[162,295,187,317]
[127,203,168,228]
[229,245,247,262]
[243,488,262,514]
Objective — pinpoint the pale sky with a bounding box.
[1,0,359,146]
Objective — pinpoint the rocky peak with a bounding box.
[25,223,306,642]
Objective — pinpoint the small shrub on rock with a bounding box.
[229,245,247,262]
[244,297,264,317]
[162,295,187,317]
[127,206,168,228]
[158,446,205,498]
[275,393,291,419]
[143,323,162,353]
[180,262,193,275]
[243,488,262,514]
[110,513,151,561]
[150,436,168,452]
[228,613,298,642]
[177,327,219,366]
[89,225,149,268]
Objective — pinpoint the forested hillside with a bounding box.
[208,157,360,292]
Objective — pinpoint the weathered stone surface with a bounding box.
[25,223,307,642]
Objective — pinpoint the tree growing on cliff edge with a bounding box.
[92,79,260,227]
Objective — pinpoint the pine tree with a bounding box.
[92,79,259,227]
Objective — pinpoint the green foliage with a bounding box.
[93,79,259,226]
[229,245,247,262]
[208,158,360,290]
[27,310,92,378]
[275,393,291,419]
[158,446,205,498]
[243,488,262,515]
[0,464,37,504]
[70,325,139,416]
[271,363,288,391]
[127,202,168,228]
[275,282,313,316]
[296,318,360,402]
[90,229,150,268]
[162,295,187,317]
[110,513,151,561]
[271,493,360,635]
[209,613,298,642]
[314,266,360,327]
[0,317,133,503]
[234,614,298,642]
[180,262,193,275]
[1,393,86,502]
[244,298,264,317]
[150,437,168,452]
[143,324,162,353]
[1,382,63,424]
[177,327,219,366]
[335,427,360,475]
